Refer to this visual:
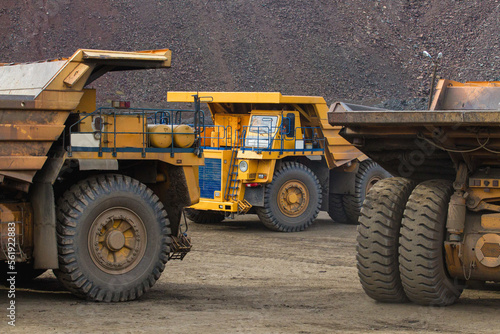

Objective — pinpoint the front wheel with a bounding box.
[256,162,322,232]
[55,174,171,302]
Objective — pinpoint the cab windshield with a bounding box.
[248,115,278,134]
[245,115,279,149]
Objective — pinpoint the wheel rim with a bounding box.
[277,180,309,217]
[365,175,382,194]
[88,207,147,275]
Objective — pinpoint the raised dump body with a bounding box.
[0,49,202,301]
[328,79,500,306]
[167,92,390,231]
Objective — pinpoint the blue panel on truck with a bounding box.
[199,158,222,199]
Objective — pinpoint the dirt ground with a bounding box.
[2,212,500,333]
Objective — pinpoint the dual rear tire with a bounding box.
[357,178,464,306]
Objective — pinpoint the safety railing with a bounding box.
[197,124,246,150]
[240,125,325,155]
[67,104,205,158]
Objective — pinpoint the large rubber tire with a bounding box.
[185,208,225,224]
[256,162,322,232]
[55,174,171,302]
[399,180,463,306]
[356,177,416,303]
[343,160,391,224]
[327,194,349,224]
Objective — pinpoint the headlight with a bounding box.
[239,160,249,172]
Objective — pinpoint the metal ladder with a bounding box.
[223,132,251,214]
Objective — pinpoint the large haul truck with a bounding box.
[0,49,202,301]
[329,79,500,306]
[167,92,390,232]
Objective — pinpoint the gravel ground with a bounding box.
[2,212,500,333]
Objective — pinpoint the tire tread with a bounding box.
[55,174,171,302]
[399,179,463,306]
[356,177,416,303]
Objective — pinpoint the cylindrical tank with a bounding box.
[173,124,195,148]
[149,124,174,148]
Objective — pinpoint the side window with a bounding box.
[283,113,295,138]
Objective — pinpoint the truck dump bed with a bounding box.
[328,80,500,180]
[0,49,171,184]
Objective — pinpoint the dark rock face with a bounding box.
[2,1,498,108]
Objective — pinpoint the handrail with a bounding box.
[239,125,325,154]
[67,104,204,157]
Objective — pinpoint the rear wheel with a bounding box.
[185,208,225,224]
[399,180,463,306]
[357,177,416,303]
[256,162,321,232]
[343,160,391,224]
[327,194,349,224]
[55,174,171,302]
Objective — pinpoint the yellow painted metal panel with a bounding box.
[105,114,144,148]
[326,137,354,146]
[190,200,238,212]
[75,89,97,114]
[167,91,325,105]
[183,166,200,205]
[63,63,92,87]
[34,91,85,111]
[481,213,500,230]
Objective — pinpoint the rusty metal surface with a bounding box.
[327,80,500,180]
[445,212,500,281]
[0,109,69,184]
[0,109,70,124]
[0,124,65,141]
[328,109,500,126]
[0,48,172,185]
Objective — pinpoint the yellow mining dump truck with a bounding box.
[0,49,202,301]
[167,92,390,232]
[329,79,500,306]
